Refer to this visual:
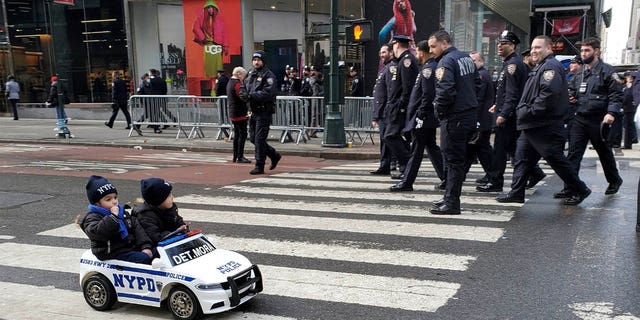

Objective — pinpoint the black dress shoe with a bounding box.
[232,157,237,163]
[391,173,405,180]
[370,169,391,175]
[564,188,591,205]
[104,121,112,128]
[495,193,525,203]
[553,189,572,199]
[429,204,461,215]
[526,173,546,189]
[476,183,503,192]
[390,183,413,192]
[475,176,489,184]
[605,179,623,195]
[249,167,264,175]
[236,157,251,164]
[434,180,446,191]
[154,128,163,134]
[125,125,131,130]
[432,198,445,207]
[269,154,282,170]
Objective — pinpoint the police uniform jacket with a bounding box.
[149,76,167,95]
[477,67,495,131]
[495,52,528,124]
[385,50,419,132]
[300,76,313,97]
[79,209,153,261]
[350,75,363,96]
[516,54,569,130]
[245,66,277,113]
[215,74,229,97]
[372,60,393,122]
[568,60,623,117]
[623,84,637,114]
[632,77,640,107]
[404,58,439,132]
[112,78,128,105]
[132,203,185,245]
[226,77,249,119]
[433,47,479,120]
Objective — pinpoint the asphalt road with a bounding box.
[0,143,638,320]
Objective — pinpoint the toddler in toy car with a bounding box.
[133,178,188,245]
[78,175,156,264]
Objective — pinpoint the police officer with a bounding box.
[246,50,282,175]
[622,72,638,149]
[560,37,624,196]
[300,66,313,97]
[349,66,364,97]
[496,35,591,206]
[429,30,479,215]
[465,51,494,179]
[370,44,395,175]
[390,40,444,192]
[384,34,419,176]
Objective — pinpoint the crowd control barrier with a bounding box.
[342,97,377,145]
[128,95,192,139]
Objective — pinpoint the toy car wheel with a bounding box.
[83,274,117,311]
[168,286,202,320]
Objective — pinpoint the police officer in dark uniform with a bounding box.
[560,37,624,196]
[300,66,313,97]
[465,51,494,178]
[497,35,591,205]
[390,40,444,192]
[370,44,395,175]
[245,50,282,175]
[429,30,479,215]
[349,66,364,97]
[384,35,419,176]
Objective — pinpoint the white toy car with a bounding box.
[79,229,262,320]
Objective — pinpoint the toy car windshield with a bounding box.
[163,235,217,267]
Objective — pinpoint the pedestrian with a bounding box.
[312,71,324,97]
[390,40,444,192]
[496,35,591,206]
[466,51,494,181]
[5,75,20,120]
[227,66,251,163]
[428,30,478,215]
[288,67,302,96]
[133,178,187,245]
[521,49,534,69]
[148,68,176,131]
[105,71,132,129]
[133,73,160,134]
[78,175,155,264]
[349,66,364,97]
[46,75,69,130]
[215,68,229,97]
[562,36,623,197]
[370,44,395,176]
[299,66,313,97]
[622,72,638,149]
[246,50,282,175]
[385,34,418,178]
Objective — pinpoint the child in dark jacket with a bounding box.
[133,178,187,245]
[79,175,155,264]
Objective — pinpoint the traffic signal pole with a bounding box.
[322,0,346,148]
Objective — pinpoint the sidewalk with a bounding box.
[0,117,381,160]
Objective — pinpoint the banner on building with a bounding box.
[183,0,242,96]
[551,40,565,51]
[551,16,581,35]
[53,0,74,5]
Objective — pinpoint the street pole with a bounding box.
[1,0,14,77]
[322,0,346,147]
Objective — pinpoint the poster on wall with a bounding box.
[183,0,242,96]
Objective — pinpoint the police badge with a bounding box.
[267,78,274,85]
[423,68,432,79]
[507,64,517,75]
[403,58,412,68]
[435,67,445,81]
[542,70,555,82]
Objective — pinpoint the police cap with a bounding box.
[498,30,520,45]
[570,56,582,64]
[390,34,411,44]
[349,66,358,72]
[521,49,531,57]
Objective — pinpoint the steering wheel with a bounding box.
[160,227,187,241]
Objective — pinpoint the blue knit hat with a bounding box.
[86,175,117,204]
[141,178,172,206]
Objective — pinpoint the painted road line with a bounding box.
[0,243,459,313]
[270,172,520,185]
[0,281,297,320]
[39,225,476,271]
[177,194,519,221]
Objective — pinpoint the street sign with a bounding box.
[345,21,372,43]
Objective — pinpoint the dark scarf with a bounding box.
[88,204,129,239]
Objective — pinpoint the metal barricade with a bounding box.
[342,97,377,145]
[175,96,200,139]
[128,95,190,138]
[188,96,231,140]
[300,96,326,138]
[273,97,307,144]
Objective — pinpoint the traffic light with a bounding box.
[346,21,373,43]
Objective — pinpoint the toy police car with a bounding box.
[79,229,262,320]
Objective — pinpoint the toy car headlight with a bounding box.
[196,283,223,290]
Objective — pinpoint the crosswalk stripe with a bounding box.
[0,281,297,320]
[178,194,520,221]
[39,225,476,271]
[0,243,459,313]
[174,207,505,242]
[271,172,518,185]
[321,164,506,174]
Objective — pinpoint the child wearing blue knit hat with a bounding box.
[78,175,156,264]
[133,178,187,245]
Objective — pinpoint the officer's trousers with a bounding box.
[510,124,588,198]
[376,119,393,172]
[567,115,621,186]
[402,127,444,186]
[465,130,493,176]
[623,111,638,148]
[440,111,476,209]
[249,111,277,169]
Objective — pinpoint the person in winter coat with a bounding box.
[133,178,186,245]
[227,66,251,163]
